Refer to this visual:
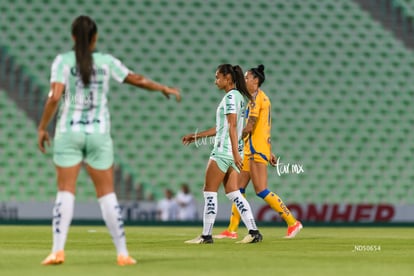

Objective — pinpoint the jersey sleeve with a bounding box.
[50,54,65,83]
[108,55,130,83]
[223,91,237,115]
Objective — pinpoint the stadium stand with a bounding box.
[0,0,413,204]
[394,0,414,17]
[0,89,96,202]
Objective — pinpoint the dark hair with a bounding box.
[250,64,265,87]
[71,15,97,86]
[181,184,190,194]
[217,64,252,101]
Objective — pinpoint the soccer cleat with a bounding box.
[117,255,137,266]
[213,230,238,239]
[184,235,214,244]
[41,250,65,265]
[236,230,263,244]
[285,221,303,239]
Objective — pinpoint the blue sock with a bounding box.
[257,189,271,199]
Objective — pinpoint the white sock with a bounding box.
[202,191,217,236]
[98,193,128,256]
[52,191,75,252]
[226,190,257,231]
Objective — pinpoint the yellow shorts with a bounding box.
[241,155,250,172]
[242,153,269,172]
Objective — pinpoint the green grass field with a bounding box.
[0,226,413,276]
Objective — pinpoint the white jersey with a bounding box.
[50,51,130,134]
[175,192,197,221]
[157,198,179,221]
[212,89,247,158]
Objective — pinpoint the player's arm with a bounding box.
[37,82,65,153]
[242,98,260,138]
[242,116,258,138]
[182,127,216,145]
[227,113,243,170]
[270,142,277,166]
[124,73,181,102]
[268,130,278,166]
[267,103,276,166]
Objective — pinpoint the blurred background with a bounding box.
[1,0,414,223]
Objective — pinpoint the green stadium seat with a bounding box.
[1,0,414,204]
[0,90,94,202]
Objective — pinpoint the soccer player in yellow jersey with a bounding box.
[215,64,303,239]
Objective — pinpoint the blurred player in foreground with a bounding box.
[38,15,180,266]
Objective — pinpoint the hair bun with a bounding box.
[257,64,265,72]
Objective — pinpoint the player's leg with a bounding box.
[250,157,302,238]
[41,133,84,265]
[85,133,135,265]
[228,156,251,233]
[215,167,250,239]
[42,164,81,265]
[185,158,225,244]
[224,168,262,243]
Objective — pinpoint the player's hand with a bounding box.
[234,153,243,171]
[38,129,50,153]
[242,129,250,139]
[162,87,181,102]
[182,134,196,145]
[270,153,277,167]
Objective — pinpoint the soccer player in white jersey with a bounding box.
[182,64,262,244]
[37,15,180,266]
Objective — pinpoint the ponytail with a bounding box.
[71,15,97,86]
[232,65,252,101]
[216,64,252,101]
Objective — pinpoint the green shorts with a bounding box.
[210,152,241,173]
[53,132,114,170]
